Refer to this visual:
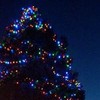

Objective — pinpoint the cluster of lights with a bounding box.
[6,6,52,40]
[0,6,84,100]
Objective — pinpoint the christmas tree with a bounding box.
[0,6,85,100]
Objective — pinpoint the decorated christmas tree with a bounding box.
[0,6,85,100]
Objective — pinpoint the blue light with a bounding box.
[66,72,68,74]
[49,53,51,57]
[15,25,18,28]
[54,60,57,63]
[58,55,61,59]
[68,84,72,87]
[57,41,60,44]
[56,85,58,88]
[11,49,14,53]
[1,75,3,78]
[28,7,31,10]
[45,78,48,81]
[31,83,34,87]
[22,59,26,63]
[6,71,9,74]
[14,24,18,29]
[77,83,81,88]
[65,76,68,80]
[0,45,2,49]
[71,94,74,97]
[5,61,10,65]
[37,18,39,20]
[22,7,25,10]
[16,20,19,22]
[49,26,52,29]
[69,66,72,70]
[24,42,26,44]
[49,91,52,94]
[56,73,60,76]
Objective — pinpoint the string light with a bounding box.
[0,6,84,100]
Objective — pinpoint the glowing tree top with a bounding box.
[0,6,85,100]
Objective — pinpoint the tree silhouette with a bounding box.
[0,6,85,100]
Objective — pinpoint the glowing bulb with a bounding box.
[58,55,61,59]
[31,84,34,87]
[0,46,2,49]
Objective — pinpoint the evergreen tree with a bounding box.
[0,6,85,100]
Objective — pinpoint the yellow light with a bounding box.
[54,94,57,97]
[67,60,69,63]
[13,61,15,64]
[7,48,10,51]
[15,70,18,73]
[42,57,44,60]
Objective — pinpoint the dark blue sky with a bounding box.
[0,0,100,100]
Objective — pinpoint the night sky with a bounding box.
[0,0,100,100]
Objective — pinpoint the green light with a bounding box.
[66,64,69,67]
[64,47,67,50]
[2,43,5,46]
[36,80,39,83]
[66,55,69,58]
[26,51,28,53]
[35,25,38,28]
[34,14,37,18]
[39,52,41,55]
[52,53,55,56]
[64,96,66,98]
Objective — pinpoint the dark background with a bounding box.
[0,0,100,100]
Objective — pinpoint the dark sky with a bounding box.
[0,0,100,100]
